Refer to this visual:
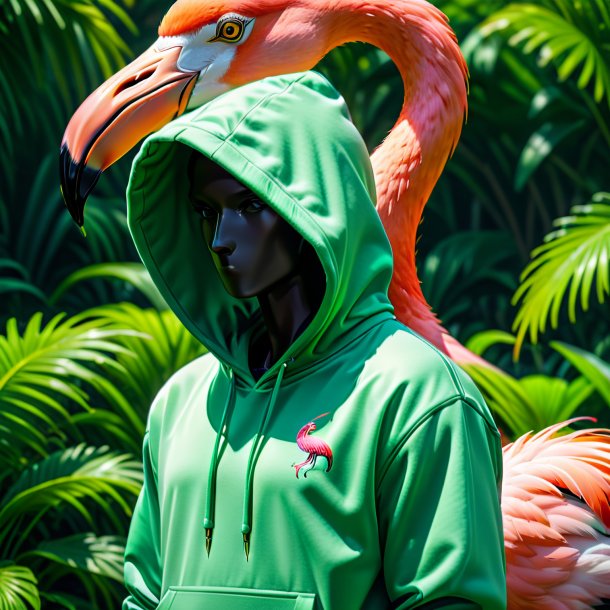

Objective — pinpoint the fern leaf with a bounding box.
[512,193,610,355]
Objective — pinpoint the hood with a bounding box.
[127,71,394,387]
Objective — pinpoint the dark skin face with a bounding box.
[188,154,302,299]
[188,152,325,377]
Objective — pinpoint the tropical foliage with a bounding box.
[0,305,204,607]
[2,0,610,606]
[512,193,610,353]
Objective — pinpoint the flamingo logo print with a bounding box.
[293,412,333,478]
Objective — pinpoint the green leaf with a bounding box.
[420,230,517,324]
[38,592,80,610]
[22,533,125,583]
[514,121,585,191]
[0,563,39,610]
[0,311,145,465]
[0,445,141,549]
[0,259,29,277]
[465,330,516,357]
[0,279,46,302]
[50,263,168,310]
[512,194,610,354]
[482,2,610,107]
[83,304,206,415]
[0,0,135,155]
[551,341,610,407]
[464,364,594,437]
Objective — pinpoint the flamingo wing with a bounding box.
[502,419,610,609]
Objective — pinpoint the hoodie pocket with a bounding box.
[157,586,315,610]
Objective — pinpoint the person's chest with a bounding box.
[154,358,396,608]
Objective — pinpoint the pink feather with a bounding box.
[503,418,610,609]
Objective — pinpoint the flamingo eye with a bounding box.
[209,17,250,43]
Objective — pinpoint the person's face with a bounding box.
[188,153,303,298]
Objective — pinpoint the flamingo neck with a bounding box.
[325,0,468,348]
[296,423,315,448]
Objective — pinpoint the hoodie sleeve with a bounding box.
[377,396,507,610]
[122,431,162,610]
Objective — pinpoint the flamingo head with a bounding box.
[60,0,336,226]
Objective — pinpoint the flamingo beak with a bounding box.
[60,44,198,227]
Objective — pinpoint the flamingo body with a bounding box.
[503,420,610,609]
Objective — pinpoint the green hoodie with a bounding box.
[123,71,506,610]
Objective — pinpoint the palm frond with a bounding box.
[464,363,594,437]
[0,563,39,610]
[420,230,517,338]
[465,329,517,356]
[38,591,84,610]
[21,533,125,583]
[552,341,610,407]
[512,193,610,354]
[482,1,610,107]
[0,444,141,550]
[3,156,147,319]
[0,0,135,154]
[0,255,48,321]
[0,311,143,467]
[422,231,516,307]
[50,263,168,311]
[6,157,135,305]
[514,119,586,190]
[84,303,206,415]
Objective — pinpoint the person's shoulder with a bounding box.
[366,321,463,393]
[167,351,219,385]
[147,352,219,428]
[366,320,496,432]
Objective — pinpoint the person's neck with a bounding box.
[257,273,315,368]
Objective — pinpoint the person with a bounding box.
[122,71,507,609]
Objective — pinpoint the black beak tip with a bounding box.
[59,144,101,228]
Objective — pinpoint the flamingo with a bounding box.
[58,0,610,606]
[293,412,334,478]
[60,0,468,361]
[503,420,610,609]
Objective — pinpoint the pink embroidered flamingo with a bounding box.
[294,412,333,478]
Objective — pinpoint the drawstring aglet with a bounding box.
[240,362,286,565]
[243,532,250,561]
[205,528,213,556]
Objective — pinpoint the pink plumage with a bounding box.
[294,416,333,479]
[503,418,610,609]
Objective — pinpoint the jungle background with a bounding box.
[1,0,610,607]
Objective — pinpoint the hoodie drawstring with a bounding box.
[203,369,235,556]
[203,363,288,560]
[242,361,287,560]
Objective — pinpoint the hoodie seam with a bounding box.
[128,70,392,389]
[206,136,343,376]
[270,314,394,386]
[202,73,338,274]
[376,395,495,488]
[210,136,336,270]
[216,72,310,143]
[157,111,341,378]
[134,212,253,375]
[161,73,311,155]
[404,329,466,396]
[400,330,499,436]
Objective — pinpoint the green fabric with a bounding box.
[123,71,507,610]
[155,587,315,610]
[127,71,392,387]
